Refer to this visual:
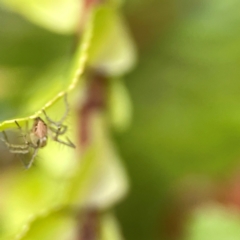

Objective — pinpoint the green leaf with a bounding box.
[0,7,94,131]
[88,6,137,76]
[0,0,81,33]
[101,213,124,240]
[16,209,78,240]
[66,114,129,209]
[0,169,68,240]
[108,78,132,131]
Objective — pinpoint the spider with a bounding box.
[1,94,75,169]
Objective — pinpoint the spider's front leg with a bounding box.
[42,93,70,127]
[49,124,67,136]
[50,125,75,148]
[53,136,76,148]
[42,94,75,148]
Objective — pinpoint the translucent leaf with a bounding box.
[17,210,124,240]
[0,169,68,239]
[101,213,124,240]
[88,6,137,76]
[16,210,78,240]
[0,0,82,33]
[66,113,129,209]
[108,78,132,131]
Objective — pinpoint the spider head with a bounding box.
[30,117,48,148]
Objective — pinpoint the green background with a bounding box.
[116,0,240,239]
[1,0,240,239]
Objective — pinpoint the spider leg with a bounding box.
[16,154,29,169]
[53,136,76,148]
[55,137,75,148]
[42,109,57,125]
[49,125,67,136]
[42,93,70,126]
[15,120,29,145]
[1,131,29,151]
[1,131,10,146]
[65,137,76,148]
[49,124,75,148]
[1,130,31,168]
[41,94,75,149]
[8,149,29,154]
[15,121,37,150]
[2,130,9,142]
[60,93,70,123]
[25,148,39,169]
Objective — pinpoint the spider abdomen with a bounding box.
[31,117,48,148]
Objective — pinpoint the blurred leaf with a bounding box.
[66,114,129,209]
[115,1,240,239]
[0,7,72,68]
[0,169,68,239]
[185,205,240,240]
[17,209,77,240]
[108,78,132,132]
[88,6,136,76]
[0,0,81,33]
[101,213,124,240]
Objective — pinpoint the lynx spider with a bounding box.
[1,94,75,169]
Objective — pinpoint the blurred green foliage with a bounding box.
[2,0,240,240]
[115,0,240,239]
[185,205,240,240]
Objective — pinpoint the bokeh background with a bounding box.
[116,0,240,240]
[1,0,240,240]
